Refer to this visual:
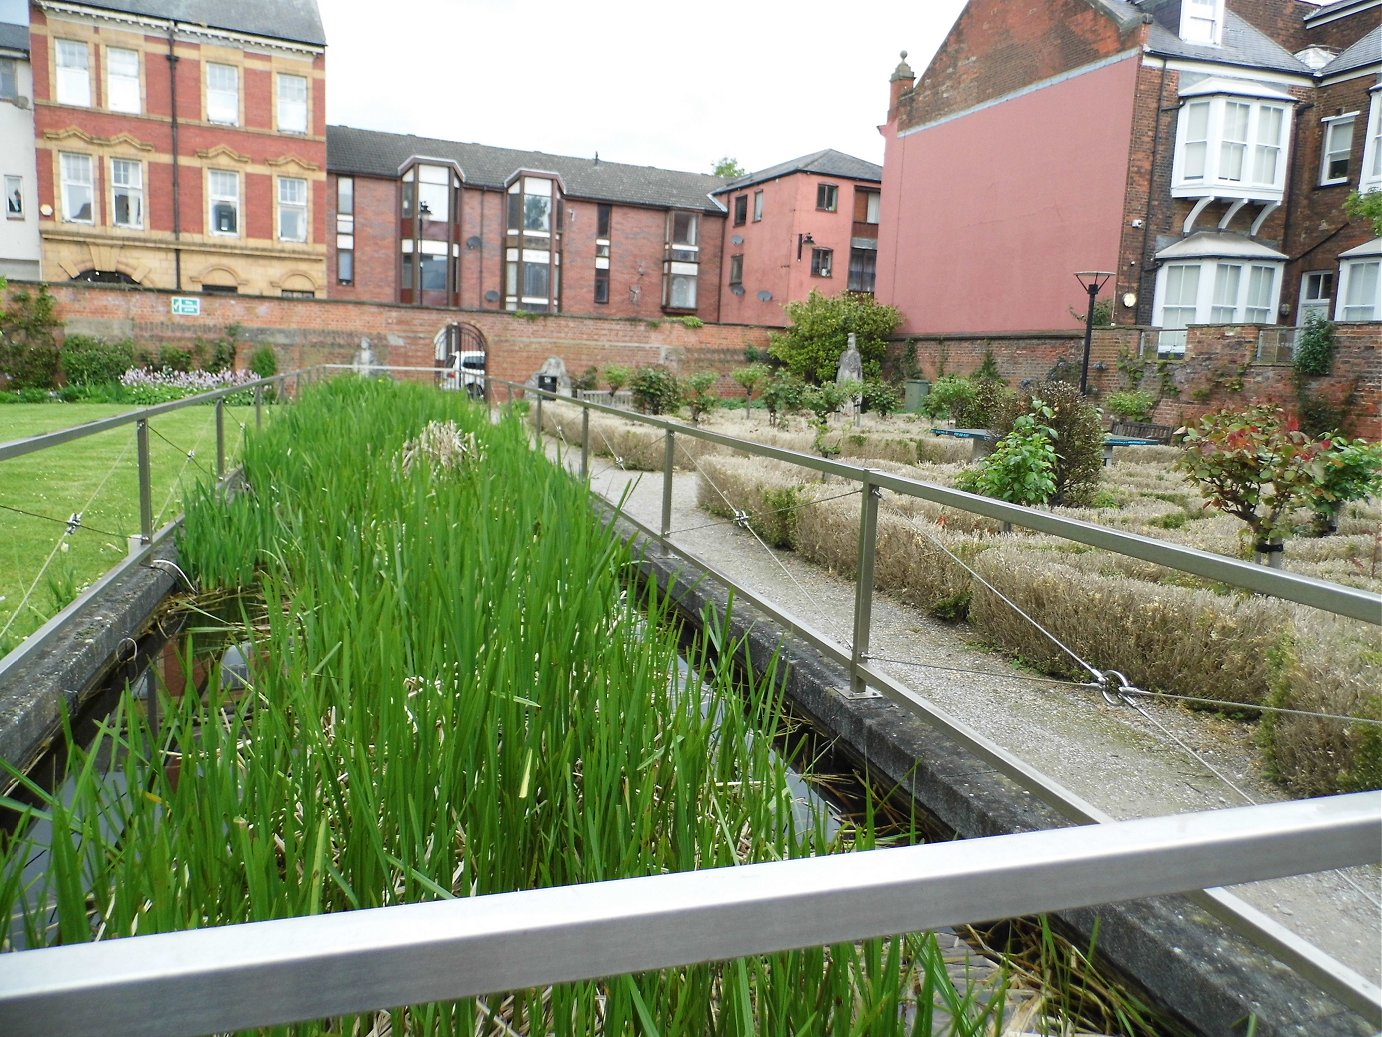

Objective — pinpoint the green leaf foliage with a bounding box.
[769,290,901,385]
[0,284,61,390]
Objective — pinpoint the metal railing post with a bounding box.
[534,392,544,450]
[580,406,590,480]
[136,418,153,546]
[661,429,676,551]
[254,384,263,430]
[215,399,226,478]
[851,474,881,697]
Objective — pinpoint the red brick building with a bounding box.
[712,151,883,327]
[27,0,327,296]
[878,0,1381,348]
[325,126,732,323]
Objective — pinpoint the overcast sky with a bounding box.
[0,0,968,175]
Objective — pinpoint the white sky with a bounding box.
[313,0,969,175]
[0,0,969,175]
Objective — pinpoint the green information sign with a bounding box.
[171,296,201,317]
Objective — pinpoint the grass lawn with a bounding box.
[0,402,257,653]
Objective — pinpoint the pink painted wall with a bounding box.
[877,55,1140,334]
[717,172,877,327]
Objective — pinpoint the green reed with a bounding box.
[2,377,1009,1035]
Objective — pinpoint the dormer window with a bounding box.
[1181,0,1223,47]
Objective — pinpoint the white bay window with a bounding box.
[1361,87,1381,193]
[1336,240,1381,323]
[1172,81,1293,202]
[1153,233,1285,354]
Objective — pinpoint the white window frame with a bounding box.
[106,47,140,114]
[208,169,240,236]
[1337,258,1380,322]
[1154,258,1283,334]
[810,247,833,278]
[55,39,91,107]
[60,152,94,223]
[206,63,239,126]
[278,176,307,242]
[0,57,17,101]
[1360,88,1381,193]
[752,189,763,222]
[1320,114,1356,186]
[110,158,143,228]
[277,73,308,135]
[1180,0,1223,46]
[5,174,23,219]
[1172,94,1291,201]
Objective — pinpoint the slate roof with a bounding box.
[328,126,729,213]
[716,149,883,195]
[1320,24,1382,76]
[69,0,324,47]
[1144,9,1313,76]
[0,22,29,55]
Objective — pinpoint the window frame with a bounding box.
[810,247,833,278]
[5,174,22,219]
[732,195,748,226]
[208,168,240,236]
[60,152,94,223]
[1154,258,1283,332]
[815,183,838,212]
[1360,88,1381,194]
[1337,258,1380,322]
[1180,0,1224,46]
[55,39,91,107]
[0,56,18,101]
[1297,271,1333,327]
[593,266,609,305]
[848,246,876,292]
[206,62,240,126]
[1172,94,1292,200]
[276,72,308,135]
[110,157,144,229]
[1319,113,1357,186]
[106,46,140,114]
[278,175,308,243]
[728,253,743,288]
[752,189,763,222]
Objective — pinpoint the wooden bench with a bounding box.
[1109,420,1175,445]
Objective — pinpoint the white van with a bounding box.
[442,351,487,397]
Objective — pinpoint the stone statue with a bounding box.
[353,337,377,376]
[836,332,864,422]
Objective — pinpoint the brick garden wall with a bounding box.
[890,324,1381,440]
[36,282,770,396]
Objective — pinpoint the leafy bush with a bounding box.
[249,346,279,379]
[732,363,771,413]
[60,335,135,386]
[861,379,901,417]
[630,365,682,415]
[0,284,60,389]
[769,290,901,384]
[1007,381,1105,507]
[761,372,806,428]
[604,364,632,394]
[572,366,600,393]
[950,378,1017,430]
[1306,436,1382,535]
[1105,389,1155,422]
[159,343,194,372]
[919,375,976,420]
[681,371,720,424]
[957,402,1058,506]
[1175,404,1325,552]
[1293,313,1336,377]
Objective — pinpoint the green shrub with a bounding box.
[1306,436,1382,535]
[60,335,135,386]
[732,363,771,414]
[604,364,632,394]
[919,375,976,420]
[1011,381,1105,507]
[761,372,806,428]
[961,402,1058,506]
[861,379,901,417]
[0,284,60,389]
[951,378,1017,430]
[1293,313,1336,378]
[159,343,194,372]
[1106,389,1155,422]
[681,371,720,424]
[630,365,682,414]
[769,290,901,384]
[249,346,279,379]
[572,366,600,393]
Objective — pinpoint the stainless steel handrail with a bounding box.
[1,794,1376,1037]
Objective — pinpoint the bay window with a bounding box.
[1153,234,1285,354]
[1172,85,1292,200]
[1336,241,1381,322]
[504,174,562,311]
[1360,88,1381,193]
[662,211,699,312]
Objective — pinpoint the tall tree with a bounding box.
[712,157,747,178]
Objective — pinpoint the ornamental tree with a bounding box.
[769,291,901,385]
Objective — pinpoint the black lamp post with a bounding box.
[1074,271,1113,395]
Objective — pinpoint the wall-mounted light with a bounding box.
[797,232,814,260]
[1122,291,1137,308]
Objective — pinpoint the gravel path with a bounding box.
[560,441,1382,988]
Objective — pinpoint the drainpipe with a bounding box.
[167,25,182,290]
[1139,58,1169,326]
